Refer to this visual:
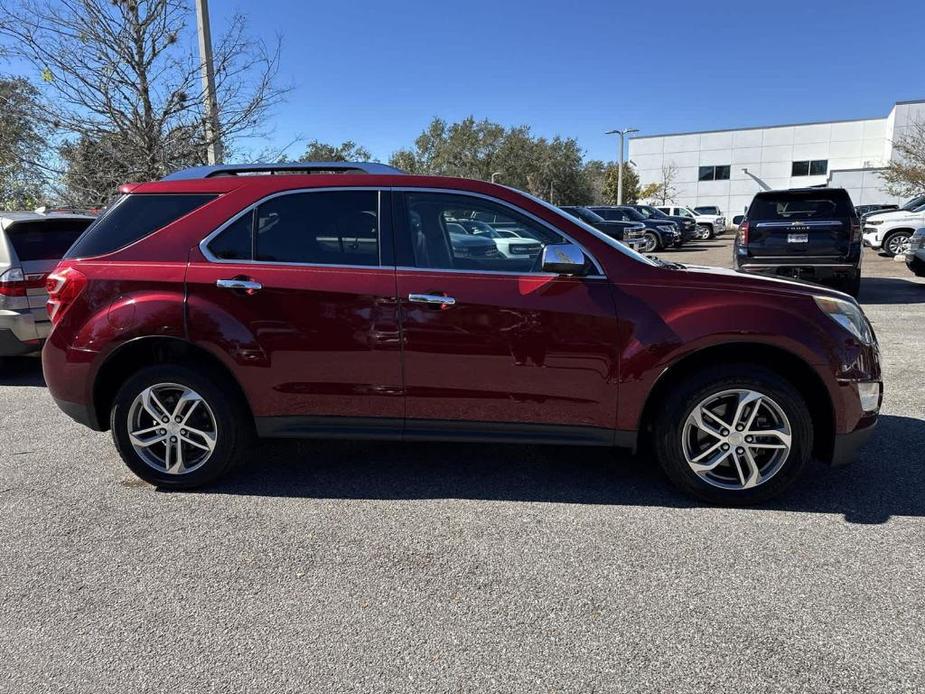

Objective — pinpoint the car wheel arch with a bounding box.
[635,342,835,463]
[91,336,253,433]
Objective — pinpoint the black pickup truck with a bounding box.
[733,188,862,297]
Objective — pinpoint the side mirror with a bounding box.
[541,243,587,275]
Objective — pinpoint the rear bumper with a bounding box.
[830,418,877,467]
[52,396,104,430]
[736,260,860,281]
[0,328,42,356]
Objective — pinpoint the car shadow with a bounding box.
[0,356,45,387]
[196,414,924,525]
[859,276,925,305]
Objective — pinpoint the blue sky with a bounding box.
[9,0,925,163]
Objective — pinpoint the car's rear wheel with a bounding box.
[110,364,252,488]
[641,231,660,253]
[653,365,812,505]
[883,231,911,257]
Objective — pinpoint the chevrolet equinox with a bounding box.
[42,163,882,504]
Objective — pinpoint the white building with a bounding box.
[629,99,925,217]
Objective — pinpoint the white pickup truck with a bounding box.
[862,194,925,257]
[656,206,726,239]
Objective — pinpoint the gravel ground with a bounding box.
[1,237,923,693]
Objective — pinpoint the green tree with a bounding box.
[881,120,925,197]
[601,163,640,205]
[0,77,47,208]
[390,117,591,203]
[299,139,373,162]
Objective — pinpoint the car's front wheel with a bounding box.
[653,365,812,504]
[110,364,252,488]
[640,231,660,253]
[882,230,911,257]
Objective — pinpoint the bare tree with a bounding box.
[881,120,925,198]
[640,162,679,205]
[0,0,286,205]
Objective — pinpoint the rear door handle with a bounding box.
[216,278,263,292]
[408,293,456,306]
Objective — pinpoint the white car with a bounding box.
[656,206,726,239]
[862,194,925,257]
[455,220,543,258]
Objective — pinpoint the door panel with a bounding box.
[397,269,620,430]
[187,262,402,419]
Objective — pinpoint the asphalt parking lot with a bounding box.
[1,236,923,693]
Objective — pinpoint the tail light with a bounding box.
[851,220,862,243]
[0,267,27,297]
[737,221,749,247]
[46,265,87,325]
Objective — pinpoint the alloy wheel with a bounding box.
[127,383,218,475]
[681,389,792,490]
[886,233,910,256]
[641,232,658,253]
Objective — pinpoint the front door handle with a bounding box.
[216,278,263,292]
[408,293,456,306]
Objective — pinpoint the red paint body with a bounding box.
[42,174,880,457]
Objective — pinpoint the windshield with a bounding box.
[514,190,658,267]
[616,207,646,222]
[901,195,925,211]
[679,209,696,218]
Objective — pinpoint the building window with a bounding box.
[792,160,828,177]
[698,165,731,181]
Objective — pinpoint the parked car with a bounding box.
[43,162,881,505]
[734,188,862,296]
[862,194,925,257]
[694,205,722,216]
[452,219,542,258]
[657,207,726,239]
[0,211,95,357]
[559,206,645,251]
[588,205,681,252]
[904,227,925,277]
[657,206,726,239]
[855,204,898,219]
[632,205,698,243]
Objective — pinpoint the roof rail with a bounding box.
[161,162,404,181]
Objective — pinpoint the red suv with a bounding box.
[42,163,882,504]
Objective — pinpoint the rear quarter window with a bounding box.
[5,219,93,261]
[748,191,855,221]
[65,194,216,258]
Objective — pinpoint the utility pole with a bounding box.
[195,0,223,164]
[605,127,639,204]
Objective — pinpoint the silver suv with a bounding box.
[0,211,95,357]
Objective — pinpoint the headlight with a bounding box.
[814,295,875,344]
[866,220,883,226]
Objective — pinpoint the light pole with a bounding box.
[605,127,639,204]
[195,0,223,164]
[491,171,503,183]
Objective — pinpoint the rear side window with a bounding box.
[65,194,216,258]
[749,192,855,221]
[5,219,93,261]
[206,190,381,266]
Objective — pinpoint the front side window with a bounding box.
[404,193,565,273]
[207,190,380,266]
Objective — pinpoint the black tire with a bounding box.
[882,230,911,258]
[704,224,716,239]
[110,363,252,488]
[642,231,660,253]
[652,365,813,505]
